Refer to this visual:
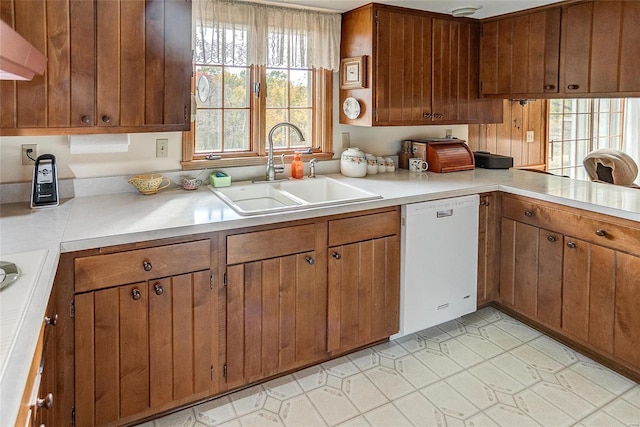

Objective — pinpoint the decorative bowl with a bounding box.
[128,174,171,195]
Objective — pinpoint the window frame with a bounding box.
[182,66,333,170]
[546,98,626,179]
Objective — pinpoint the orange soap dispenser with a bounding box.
[291,151,304,179]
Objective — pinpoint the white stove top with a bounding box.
[0,249,47,380]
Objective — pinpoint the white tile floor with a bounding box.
[139,307,640,427]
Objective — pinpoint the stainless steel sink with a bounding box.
[210,176,381,215]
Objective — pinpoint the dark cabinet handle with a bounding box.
[567,242,577,249]
[37,393,54,409]
[154,283,164,295]
[423,113,432,119]
[81,115,90,124]
[595,229,607,237]
[102,115,111,123]
[44,314,58,326]
[544,84,556,90]
[132,288,142,300]
[332,252,341,260]
[143,260,152,272]
[547,235,557,242]
[434,113,444,119]
[567,84,580,90]
[305,256,315,265]
[524,210,534,217]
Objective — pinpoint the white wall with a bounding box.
[0,76,468,184]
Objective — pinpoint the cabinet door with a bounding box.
[148,271,214,408]
[562,238,616,349]
[375,9,432,124]
[477,194,499,306]
[327,236,400,353]
[480,8,561,96]
[499,219,563,326]
[75,283,149,426]
[226,251,327,387]
[614,251,640,366]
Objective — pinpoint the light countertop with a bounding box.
[1,168,639,426]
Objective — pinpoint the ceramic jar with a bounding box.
[340,147,367,177]
[377,157,386,173]
[366,153,378,175]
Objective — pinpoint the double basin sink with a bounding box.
[210,175,381,215]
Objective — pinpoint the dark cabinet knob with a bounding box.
[544,84,556,90]
[44,314,58,326]
[305,256,315,265]
[567,84,580,90]
[102,115,111,123]
[154,283,164,295]
[547,235,557,242]
[132,288,142,300]
[567,242,577,249]
[524,210,534,217]
[595,229,607,237]
[434,113,444,119]
[143,260,152,272]
[423,113,432,119]
[36,393,54,409]
[332,252,341,260]
[81,115,90,124]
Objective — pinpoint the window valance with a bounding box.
[194,0,341,71]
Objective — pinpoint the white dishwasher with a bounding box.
[394,194,479,338]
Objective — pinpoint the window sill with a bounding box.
[181,152,334,170]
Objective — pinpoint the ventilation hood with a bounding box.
[0,20,46,81]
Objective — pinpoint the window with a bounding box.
[182,0,341,169]
[547,99,626,180]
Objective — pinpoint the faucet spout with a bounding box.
[266,122,306,181]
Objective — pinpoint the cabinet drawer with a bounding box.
[75,239,210,293]
[328,209,399,247]
[502,195,640,255]
[227,223,318,265]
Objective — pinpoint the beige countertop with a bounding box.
[1,168,639,426]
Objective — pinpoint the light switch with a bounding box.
[526,131,534,143]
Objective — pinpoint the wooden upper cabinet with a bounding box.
[560,0,640,95]
[1,0,191,135]
[340,3,502,126]
[480,8,561,96]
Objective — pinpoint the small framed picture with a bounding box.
[340,56,367,89]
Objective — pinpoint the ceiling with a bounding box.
[244,0,564,18]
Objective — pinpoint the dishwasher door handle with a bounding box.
[436,209,453,218]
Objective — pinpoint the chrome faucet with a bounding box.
[265,122,305,181]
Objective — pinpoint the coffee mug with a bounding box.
[181,176,203,190]
[409,158,428,172]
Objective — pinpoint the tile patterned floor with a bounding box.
[139,307,640,427]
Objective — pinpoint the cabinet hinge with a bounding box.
[375,12,378,25]
[223,364,227,378]
[210,275,214,289]
[71,407,76,425]
[480,81,483,91]
[184,105,188,120]
[254,82,261,96]
[223,272,228,288]
[211,365,214,380]
[70,300,75,320]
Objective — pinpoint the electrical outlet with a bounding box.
[22,144,37,165]
[341,132,350,150]
[156,139,168,158]
[526,131,535,143]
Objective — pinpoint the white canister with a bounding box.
[377,156,386,173]
[385,157,395,172]
[340,148,367,177]
[366,154,378,175]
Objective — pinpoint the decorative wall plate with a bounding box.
[343,97,361,120]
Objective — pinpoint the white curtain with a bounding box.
[194,0,341,71]
[623,98,640,185]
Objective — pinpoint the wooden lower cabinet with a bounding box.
[225,250,327,387]
[499,194,640,381]
[75,270,215,426]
